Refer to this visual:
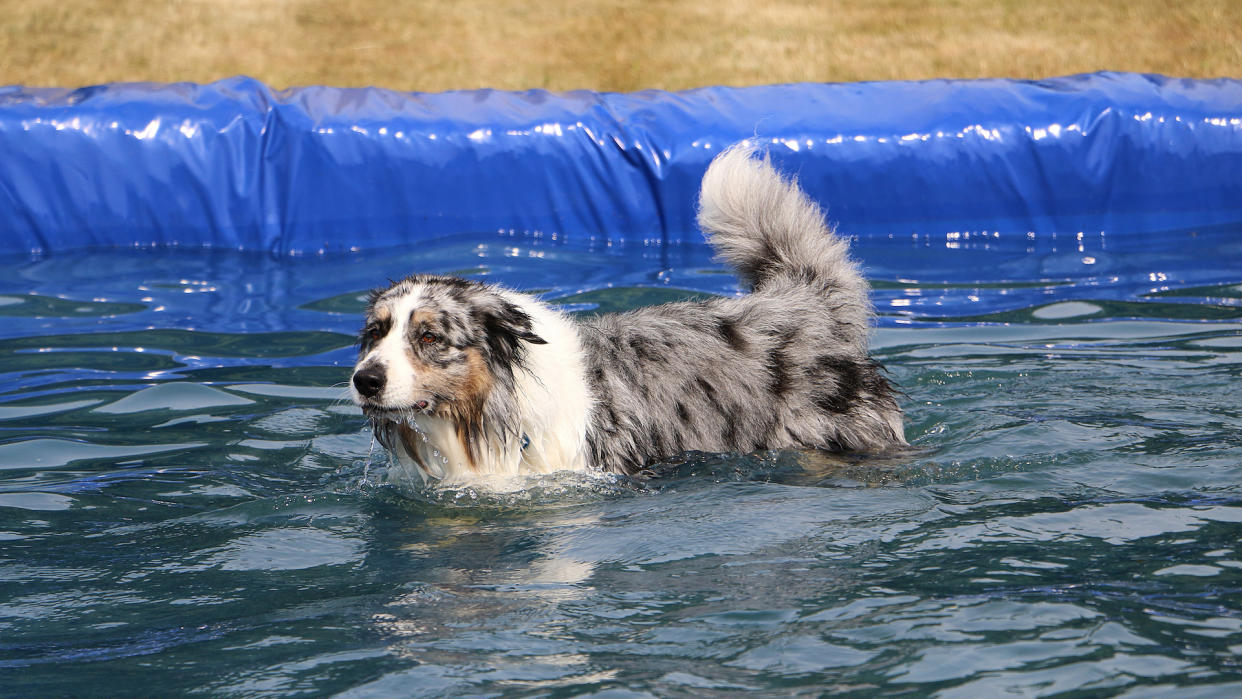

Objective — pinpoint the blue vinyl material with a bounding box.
[1,72,1240,256]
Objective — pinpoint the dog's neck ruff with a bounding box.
[380,413,539,483]
[379,416,580,486]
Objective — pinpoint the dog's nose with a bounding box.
[352,367,385,398]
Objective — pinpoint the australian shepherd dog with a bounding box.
[350,144,906,483]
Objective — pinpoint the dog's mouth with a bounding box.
[359,400,434,422]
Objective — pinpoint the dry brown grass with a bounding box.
[2,0,1240,91]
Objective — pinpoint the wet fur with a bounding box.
[351,143,905,482]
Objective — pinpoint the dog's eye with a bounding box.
[366,327,382,342]
[419,331,439,344]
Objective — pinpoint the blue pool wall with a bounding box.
[1,72,1240,256]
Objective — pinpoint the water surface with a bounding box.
[1,228,1241,695]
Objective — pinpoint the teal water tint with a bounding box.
[1,229,1241,695]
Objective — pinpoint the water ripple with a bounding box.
[2,232,1241,694]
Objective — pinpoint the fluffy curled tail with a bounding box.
[697,143,871,318]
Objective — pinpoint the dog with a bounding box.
[350,143,906,483]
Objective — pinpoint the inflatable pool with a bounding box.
[2,71,1240,255]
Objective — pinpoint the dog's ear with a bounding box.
[478,299,547,365]
[511,326,548,345]
[488,299,546,344]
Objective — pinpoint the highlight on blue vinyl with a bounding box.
[1,72,1240,256]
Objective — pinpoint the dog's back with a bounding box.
[580,144,905,474]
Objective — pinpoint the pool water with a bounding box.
[2,228,1241,695]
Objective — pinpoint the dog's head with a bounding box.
[351,275,546,430]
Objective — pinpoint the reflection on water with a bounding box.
[1,228,1241,694]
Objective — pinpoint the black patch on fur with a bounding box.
[696,377,726,417]
[715,317,747,350]
[741,236,780,288]
[629,335,665,363]
[767,346,793,398]
[441,278,481,306]
[765,328,799,399]
[811,355,866,414]
[358,317,392,354]
[723,411,740,446]
[675,401,691,424]
[787,265,826,288]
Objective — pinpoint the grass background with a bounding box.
[2,0,1240,92]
